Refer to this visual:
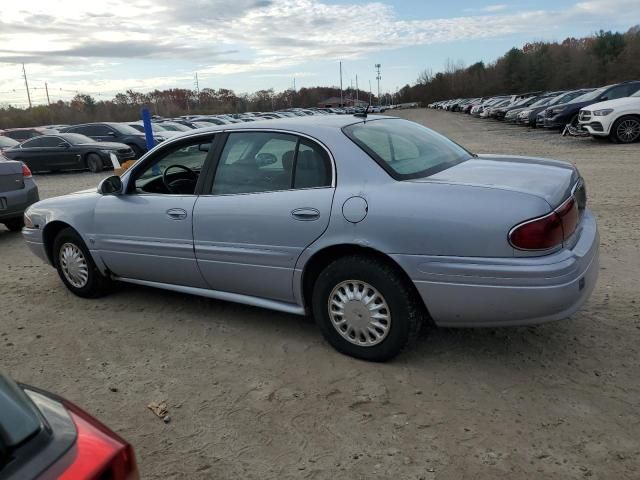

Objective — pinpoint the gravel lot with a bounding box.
[1,109,639,479]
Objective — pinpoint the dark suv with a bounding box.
[543,81,640,129]
[61,123,159,158]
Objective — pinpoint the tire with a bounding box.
[311,255,423,362]
[611,116,640,144]
[53,227,111,298]
[3,218,24,232]
[86,153,103,173]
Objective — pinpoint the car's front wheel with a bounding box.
[86,153,104,173]
[3,218,24,232]
[612,116,640,144]
[312,255,423,362]
[53,228,111,298]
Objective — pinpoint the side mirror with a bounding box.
[255,152,277,167]
[107,131,116,137]
[57,142,69,148]
[98,175,123,195]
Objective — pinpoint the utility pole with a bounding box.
[369,80,372,105]
[22,63,32,109]
[339,61,343,107]
[194,72,200,97]
[375,64,382,106]
[356,74,359,103]
[45,82,51,106]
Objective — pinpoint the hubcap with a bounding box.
[328,280,391,347]
[59,242,89,288]
[617,120,640,142]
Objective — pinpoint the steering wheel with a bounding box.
[162,164,197,194]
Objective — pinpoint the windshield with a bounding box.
[343,119,472,180]
[529,97,552,108]
[0,137,19,148]
[63,133,96,144]
[112,123,144,135]
[569,86,608,103]
[159,123,190,131]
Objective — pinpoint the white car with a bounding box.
[578,90,640,143]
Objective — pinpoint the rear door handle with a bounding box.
[291,208,320,221]
[166,208,188,220]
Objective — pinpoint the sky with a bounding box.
[0,0,638,107]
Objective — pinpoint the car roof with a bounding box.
[187,114,396,136]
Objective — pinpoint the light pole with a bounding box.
[375,64,381,106]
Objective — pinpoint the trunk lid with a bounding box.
[415,154,579,207]
[0,159,24,193]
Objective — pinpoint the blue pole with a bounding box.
[141,107,154,151]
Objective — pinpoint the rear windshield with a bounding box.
[343,119,472,180]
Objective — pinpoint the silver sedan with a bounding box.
[22,115,599,361]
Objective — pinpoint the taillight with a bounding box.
[21,164,32,178]
[509,197,579,251]
[58,400,139,480]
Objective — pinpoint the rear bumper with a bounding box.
[393,210,599,327]
[0,180,39,221]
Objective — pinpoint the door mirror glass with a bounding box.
[255,152,277,167]
[98,175,123,195]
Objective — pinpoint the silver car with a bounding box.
[22,116,599,361]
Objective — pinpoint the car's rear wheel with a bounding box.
[86,153,103,173]
[3,218,24,232]
[612,116,640,144]
[312,255,423,362]
[53,228,111,298]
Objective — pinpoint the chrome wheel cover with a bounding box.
[59,242,89,289]
[328,280,391,347]
[617,119,640,143]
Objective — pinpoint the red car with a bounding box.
[0,375,139,479]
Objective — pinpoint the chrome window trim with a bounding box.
[123,128,337,191]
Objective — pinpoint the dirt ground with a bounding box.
[1,109,639,479]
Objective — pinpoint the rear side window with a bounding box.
[294,139,331,189]
[343,119,471,180]
[211,132,332,195]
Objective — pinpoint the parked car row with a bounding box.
[428,80,640,143]
[0,107,384,174]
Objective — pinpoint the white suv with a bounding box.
[578,90,640,143]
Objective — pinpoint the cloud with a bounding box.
[482,4,507,12]
[0,0,638,103]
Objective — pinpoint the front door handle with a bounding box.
[166,208,188,220]
[291,208,320,221]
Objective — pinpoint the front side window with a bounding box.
[343,119,471,180]
[132,137,213,195]
[211,132,332,195]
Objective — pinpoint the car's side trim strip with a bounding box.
[112,276,306,315]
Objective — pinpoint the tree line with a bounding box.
[1,26,638,128]
[0,86,371,129]
[396,26,640,104]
